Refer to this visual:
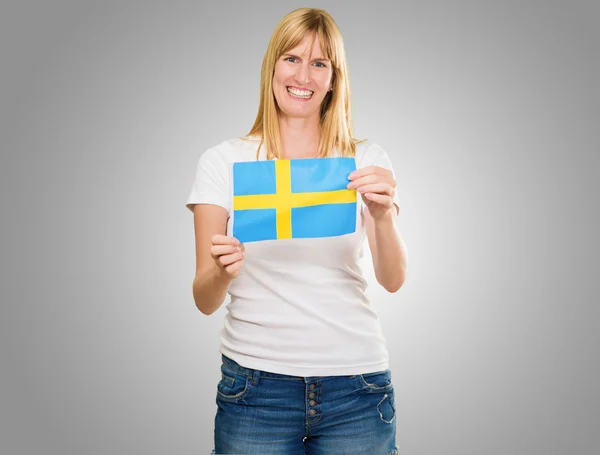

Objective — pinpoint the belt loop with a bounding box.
[251,368,260,386]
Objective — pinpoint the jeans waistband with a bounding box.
[221,354,357,381]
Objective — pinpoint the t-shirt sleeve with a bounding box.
[185,146,230,213]
[358,142,401,216]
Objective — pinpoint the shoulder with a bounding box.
[354,140,391,168]
[197,136,262,169]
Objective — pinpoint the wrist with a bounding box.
[372,207,395,224]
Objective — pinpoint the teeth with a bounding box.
[287,87,313,98]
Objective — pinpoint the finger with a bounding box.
[347,174,378,188]
[225,260,243,275]
[218,251,244,267]
[350,165,390,180]
[210,244,240,258]
[356,182,394,196]
[364,192,393,206]
[348,166,378,180]
[212,234,239,246]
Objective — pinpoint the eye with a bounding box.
[283,56,327,67]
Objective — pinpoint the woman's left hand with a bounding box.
[347,166,398,220]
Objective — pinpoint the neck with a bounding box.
[278,114,320,159]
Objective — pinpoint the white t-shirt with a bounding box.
[185,136,400,376]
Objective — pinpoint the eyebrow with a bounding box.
[283,53,329,62]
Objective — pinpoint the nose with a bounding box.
[295,61,310,85]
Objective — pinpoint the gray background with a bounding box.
[1,0,598,454]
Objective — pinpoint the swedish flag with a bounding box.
[232,157,357,243]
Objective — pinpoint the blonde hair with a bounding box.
[239,8,366,160]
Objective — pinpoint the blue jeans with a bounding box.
[212,354,399,455]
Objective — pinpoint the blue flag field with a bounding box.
[232,157,357,243]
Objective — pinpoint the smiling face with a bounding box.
[272,33,333,120]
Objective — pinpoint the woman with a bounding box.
[186,7,408,455]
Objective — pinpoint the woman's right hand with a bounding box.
[210,234,245,279]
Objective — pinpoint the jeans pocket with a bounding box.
[377,388,396,424]
[358,369,394,393]
[216,364,250,400]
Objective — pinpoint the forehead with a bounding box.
[286,34,327,59]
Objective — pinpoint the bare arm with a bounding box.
[348,164,408,293]
[191,204,244,315]
[364,207,408,293]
